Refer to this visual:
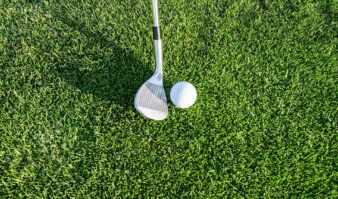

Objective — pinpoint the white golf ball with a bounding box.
[170,82,197,108]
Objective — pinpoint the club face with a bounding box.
[134,80,168,120]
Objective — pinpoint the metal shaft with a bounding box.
[152,0,160,26]
[152,0,163,76]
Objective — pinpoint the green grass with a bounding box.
[0,0,337,198]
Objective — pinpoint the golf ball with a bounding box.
[170,82,197,108]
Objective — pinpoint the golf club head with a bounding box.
[134,74,168,120]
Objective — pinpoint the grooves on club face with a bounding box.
[134,79,168,121]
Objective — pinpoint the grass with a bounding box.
[0,0,337,198]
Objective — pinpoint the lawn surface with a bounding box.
[0,0,337,198]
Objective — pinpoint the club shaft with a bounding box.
[152,0,163,76]
[152,0,160,27]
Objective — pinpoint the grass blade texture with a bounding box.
[0,0,337,198]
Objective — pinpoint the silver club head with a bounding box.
[134,74,168,120]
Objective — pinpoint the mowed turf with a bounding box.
[0,0,337,197]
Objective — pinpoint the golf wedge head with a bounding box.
[134,77,168,121]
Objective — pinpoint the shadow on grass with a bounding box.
[52,10,154,111]
[318,0,336,29]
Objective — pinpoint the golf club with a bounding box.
[134,0,168,120]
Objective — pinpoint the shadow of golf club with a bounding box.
[52,10,156,114]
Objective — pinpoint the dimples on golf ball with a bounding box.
[170,82,197,108]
